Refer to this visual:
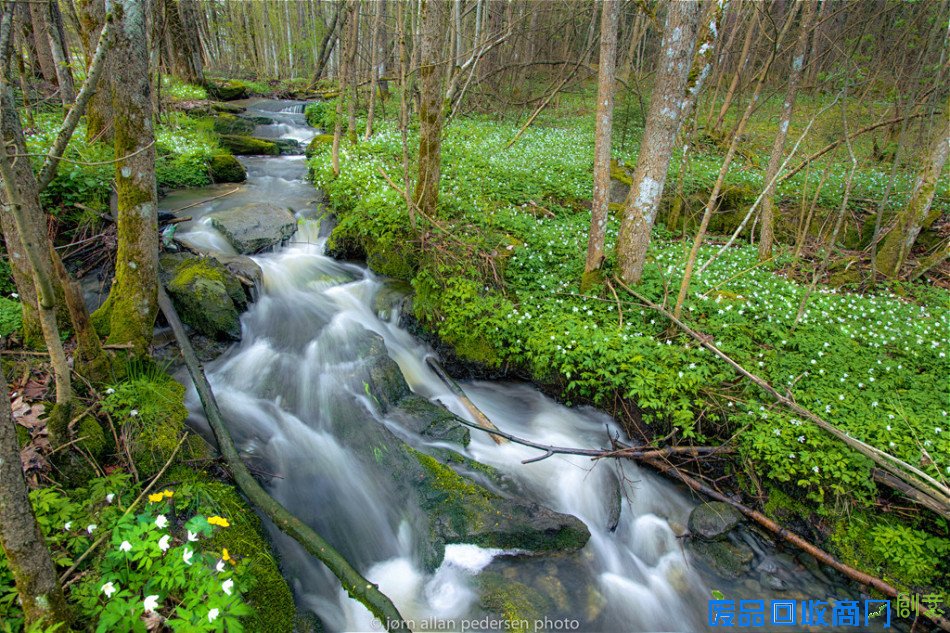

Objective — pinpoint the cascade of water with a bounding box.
[167,99,847,633]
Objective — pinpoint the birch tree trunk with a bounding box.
[616,0,709,284]
[758,0,817,261]
[582,0,620,284]
[413,0,449,221]
[95,0,158,355]
[0,373,71,630]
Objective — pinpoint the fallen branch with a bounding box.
[425,357,506,445]
[613,277,950,519]
[639,455,950,632]
[157,286,408,630]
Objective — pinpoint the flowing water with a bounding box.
[163,100,858,633]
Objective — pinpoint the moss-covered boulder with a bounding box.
[273,138,303,155]
[208,202,297,254]
[208,80,249,101]
[211,101,246,114]
[220,134,280,156]
[212,113,256,135]
[688,537,755,580]
[208,153,247,183]
[389,394,471,446]
[305,134,334,158]
[161,253,248,340]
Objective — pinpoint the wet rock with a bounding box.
[688,501,743,541]
[220,134,280,156]
[389,394,471,446]
[211,101,245,114]
[212,113,256,135]
[273,138,303,155]
[217,255,263,297]
[477,573,550,626]
[688,538,755,579]
[373,280,412,320]
[208,80,249,101]
[160,253,247,340]
[208,154,247,183]
[208,202,297,254]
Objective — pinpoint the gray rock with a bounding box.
[688,538,755,579]
[217,255,264,296]
[160,253,247,340]
[688,501,743,541]
[208,203,297,254]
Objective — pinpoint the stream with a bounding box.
[160,99,866,633]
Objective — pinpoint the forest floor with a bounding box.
[307,85,949,599]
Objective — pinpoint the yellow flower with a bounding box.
[222,548,231,562]
[163,490,174,499]
[148,492,165,503]
[208,516,230,528]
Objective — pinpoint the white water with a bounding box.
[170,100,844,633]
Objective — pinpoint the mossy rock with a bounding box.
[212,113,256,136]
[161,253,247,340]
[164,466,297,633]
[220,134,280,156]
[687,502,742,541]
[208,153,247,183]
[208,80,249,101]
[273,138,303,155]
[389,394,471,446]
[211,101,246,114]
[687,537,755,579]
[207,203,297,254]
[477,572,550,628]
[305,134,334,158]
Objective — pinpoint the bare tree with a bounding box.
[413,0,449,221]
[582,0,620,285]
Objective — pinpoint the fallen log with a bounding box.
[158,286,409,631]
[425,357,506,445]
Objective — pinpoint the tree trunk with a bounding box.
[711,7,758,136]
[26,0,57,84]
[0,372,71,629]
[582,0,620,283]
[345,0,358,146]
[78,0,113,142]
[364,0,383,139]
[0,211,41,344]
[413,0,449,221]
[875,107,950,277]
[165,0,204,85]
[95,0,158,355]
[758,0,817,261]
[331,2,355,175]
[46,0,76,107]
[615,1,704,284]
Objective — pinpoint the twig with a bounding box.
[170,186,241,214]
[425,357,505,444]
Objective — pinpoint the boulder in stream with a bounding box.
[338,332,591,569]
[212,113,257,135]
[160,253,247,340]
[688,501,743,541]
[220,134,280,156]
[208,154,247,183]
[207,80,249,101]
[208,202,297,254]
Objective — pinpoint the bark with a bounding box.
[0,210,40,343]
[582,0,620,281]
[157,286,409,630]
[26,0,57,84]
[95,0,158,355]
[310,2,345,85]
[874,108,950,278]
[345,1,358,146]
[78,0,113,141]
[616,0,714,284]
[331,3,355,176]
[164,0,204,85]
[46,0,76,107]
[413,0,449,221]
[396,0,414,228]
[0,372,71,629]
[758,0,817,261]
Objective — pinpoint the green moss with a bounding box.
[220,135,280,156]
[609,159,633,186]
[212,113,256,136]
[163,255,246,340]
[76,416,110,458]
[165,467,297,633]
[208,154,247,183]
[478,573,547,629]
[207,80,249,101]
[305,134,334,158]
